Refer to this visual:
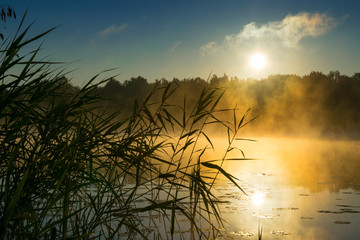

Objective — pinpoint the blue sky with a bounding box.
[6,0,360,85]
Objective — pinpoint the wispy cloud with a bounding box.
[201,12,338,54]
[98,23,129,38]
[200,41,218,55]
[169,41,182,53]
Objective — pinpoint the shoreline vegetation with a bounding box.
[91,70,360,140]
[0,14,256,239]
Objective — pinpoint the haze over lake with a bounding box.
[212,137,360,239]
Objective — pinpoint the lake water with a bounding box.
[213,137,360,240]
[81,137,359,239]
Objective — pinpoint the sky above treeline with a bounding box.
[6,0,360,85]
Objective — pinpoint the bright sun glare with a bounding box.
[251,192,265,206]
[250,53,267,70]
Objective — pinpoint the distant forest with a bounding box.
[64,71,360,139]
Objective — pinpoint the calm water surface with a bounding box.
[214,137,360,240]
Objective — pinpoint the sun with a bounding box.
[250,53,267,70]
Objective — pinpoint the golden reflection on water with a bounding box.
[207,137,360,192]
[202,137,360,240]
[251,191,265,206]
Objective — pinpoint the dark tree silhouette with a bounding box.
[88,70,360,138]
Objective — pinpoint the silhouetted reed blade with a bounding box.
[0,14,254,239]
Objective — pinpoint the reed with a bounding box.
[0,14,255,239]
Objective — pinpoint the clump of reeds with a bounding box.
[0,13,255,239]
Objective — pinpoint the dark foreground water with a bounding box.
[214,137,360,240]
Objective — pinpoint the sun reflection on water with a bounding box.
[251,191,265,206]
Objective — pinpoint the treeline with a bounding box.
[65,71,360,138]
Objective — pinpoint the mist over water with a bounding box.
[93,72,360,238]
[95,71,360,140]
[206,137,360,239]
[38,73,360,239]
[228,138,360,191]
